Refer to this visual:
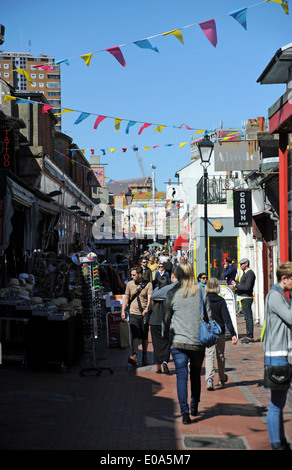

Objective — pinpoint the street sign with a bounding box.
[166,185,180,200]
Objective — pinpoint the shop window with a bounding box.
[209,236,238,280]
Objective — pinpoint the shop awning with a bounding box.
[8,177,36,207]
[173,233,189,251]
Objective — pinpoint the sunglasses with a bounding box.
[201,276,207,279]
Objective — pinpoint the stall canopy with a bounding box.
[148,242,163,247]
[173,233,189,251]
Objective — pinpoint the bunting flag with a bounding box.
[266,0,289,15]
[115,118,122,131]
[74,112,91,124]
[3,95,16,102]
[154,125,166,133]
[54,108,73,116]
[56,58,70,65]
[42,105,54,113]
[125,121,137,134]
[33,64,54,72]
[162,29,184,44]
[106,46,126,67]
[81,53,93,66]
[134,39,159,53]
[229,8,248,29]
[199,19,217,47]
[180,123,195,130]
[12,68,32,83]
[94,115,107,131]
[138,123,152,135]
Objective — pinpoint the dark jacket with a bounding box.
[224,265,237,284]
[236,268,255,298]
[142,267,152,283]
[154,270,170,288]
[206,292,236,337]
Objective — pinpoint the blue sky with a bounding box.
[1,0,291,189]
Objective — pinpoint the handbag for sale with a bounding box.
[199,287,222,348]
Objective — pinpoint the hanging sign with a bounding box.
[233,190,252,227]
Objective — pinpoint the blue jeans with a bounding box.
[171,347,205,415]
[265,356,289,448]
[241,298,253,338]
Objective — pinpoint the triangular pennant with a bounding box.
[94,115,107,131]
[3,95,16,102]
[154,125,166,133]
[122,148,127,152]
[110,148,116,153]
[115,118,122,131]
[56,58,70,66]
[74,112,90,125]
[33,64,54,72]
[199,19,217,47]
[81,53,93,66]
[138,123,152,135]
[106,46,126,67]
[162,29,184,44]
[42,104,54,114]
[134,39,159,53]
[12,68,32,83]
[266,0,289,14]
[180,142,187,147]
[229,8,248,30]
[54,108,73,116]
[144,146,150,151]
[180,123,194,130]
[125,121,137,134]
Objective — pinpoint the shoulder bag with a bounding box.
[199,287,222,348]
[264,291,292,390]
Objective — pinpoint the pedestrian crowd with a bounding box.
[121,246,292,451]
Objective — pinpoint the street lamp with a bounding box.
[125,188,133,241]
[150,164,156,242]
[197,133,214,274]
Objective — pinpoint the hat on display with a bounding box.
[239,258,249,265]
[8,278,20,288]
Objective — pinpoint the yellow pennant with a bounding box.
[4,94,17,102]
[144,146,150,151]
[180,142,187,147]
[266,0,289,14]
[154,125,166,133]
[115,118,122,131]
[162,29,184,44]
[54,108,73,116]
[110,148,116,153]
[80,53,93,66]
[12,68,32,82]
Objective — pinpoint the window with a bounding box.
[209,236,238,280]
[31,82,36,87]
[4,72,9,78]
[39,74,44,79]
[39,82,44,88]
[47,82,60,88]
[31,73,36,78]
[4,64,9,69]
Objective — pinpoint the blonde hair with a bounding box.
[276,262,292,281]
[206,278,220,294]
[175,262,199,297]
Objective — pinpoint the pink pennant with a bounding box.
[199,19,217,47]
[94,115,107,131]
[180,123,194,130]
[42,105,53,113]
[106,46,126,67]
[138,123,151,135]
[153,145,161,149]
[33,64,54,72]
[122,148,127,152]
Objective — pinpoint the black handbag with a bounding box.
[264,364,292,390]
[264,292,292,389]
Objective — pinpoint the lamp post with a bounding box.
[125,188,133,242]
[197,133,214,275]
[150,164,156,242]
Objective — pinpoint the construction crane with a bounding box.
[133,145,146,177]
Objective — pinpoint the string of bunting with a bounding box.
[3,93,205,135]
[11,0,289,72]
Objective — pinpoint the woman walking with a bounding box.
[264,262,292,450]
[149,277,172,374]
[204,278,237,391]
[163,262,205,424]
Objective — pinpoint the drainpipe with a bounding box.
[279,132,289,262]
